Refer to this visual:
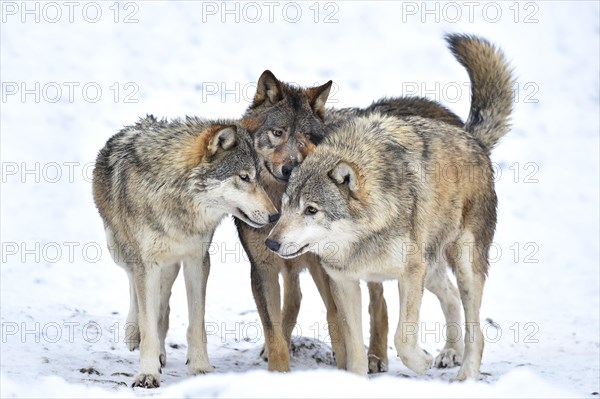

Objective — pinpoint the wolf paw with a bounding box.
[125,325,140,351]
[188,363,214,375]
[368,354,388,374]
[450,362,479,382]
[259,344,268,361]
[434,348,461,368]
[131,373,160,388]
[346,360,368,376]
[186,358,214,375]
[399,348,433,375]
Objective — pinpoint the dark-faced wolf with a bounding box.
[266,34,513,380]
[92,116,277,387]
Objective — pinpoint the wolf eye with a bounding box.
[271,129,284,138]
[304,206,318,215]
[239,173,250,183]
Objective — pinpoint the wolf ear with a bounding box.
[307,80,332,119]
[239,115,266,134]
[254,70,284,106]
[329,161,360,198]
[207,126,238,156]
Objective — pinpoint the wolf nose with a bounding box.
[265,239,281,252]
[281,163,295,179]
[268,213,280,223]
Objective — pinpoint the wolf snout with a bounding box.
[281,162,295,180]
[265,238,281,252]
[268,213,280,223]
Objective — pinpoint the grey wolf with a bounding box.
[236,52,468,373]
[235,77,351,372]
[92,115,278,388]
[266,34,514,380]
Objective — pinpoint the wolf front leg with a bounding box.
[184,252,213,374]
[330,277,367,375]
[251,257,290,372]
[281,261,302,350]
[307,258,347,369]
[237,222,290,371]
[395,261,433,375]
[158,263,181,368]
[132,261,162,388]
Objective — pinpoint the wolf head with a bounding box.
[264,114,414,262]
[188,122,278,228]
[265,153,366,262]
[242,70,332,182]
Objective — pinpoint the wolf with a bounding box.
[235,49,468,373]
[266,34,514,381]
[92,115,278,388]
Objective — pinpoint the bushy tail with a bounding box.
[446,34,515,151]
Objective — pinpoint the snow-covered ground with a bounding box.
[1,1,598,397]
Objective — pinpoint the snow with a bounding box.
[1,1,598,397]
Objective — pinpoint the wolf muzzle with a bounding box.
[264,238,281,252]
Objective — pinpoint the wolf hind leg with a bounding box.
[124,268,140,351]
[367,282,389,373]
[105,228,139,352]
[425,263,464,368]
[449,231,486,381]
